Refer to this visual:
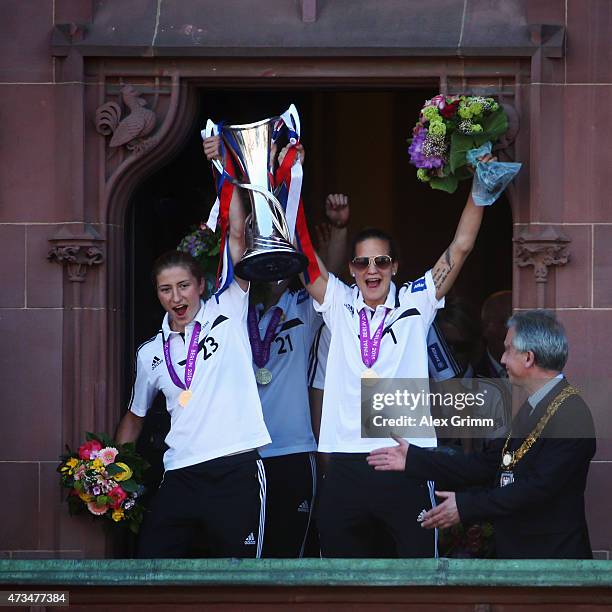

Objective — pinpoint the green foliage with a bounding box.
[430,175,459,193]
[449,132,474,173]
[105,463,123,476]
[120,479,139,494]
[480,108,508,141]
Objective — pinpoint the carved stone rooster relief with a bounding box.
[95,85,157,154]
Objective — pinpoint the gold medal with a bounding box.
[178,389,193,407]
[361,368,379,387]
[361,368,379,379]
[502,452,513,467]
[255,368,273,385]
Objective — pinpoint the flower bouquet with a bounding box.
[408,94,520,201]
[177,224,221,297]
[438,522,496,558]
[58,433,149,533]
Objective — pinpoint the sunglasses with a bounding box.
[351,255,393,271]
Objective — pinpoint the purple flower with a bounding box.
[408,127,445,169]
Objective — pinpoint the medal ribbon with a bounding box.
[248,305,283,368]
[163,322,202,391]
[359,308,389,368]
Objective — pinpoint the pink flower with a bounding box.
[87,500,109,516]
[78,439,102,461]
[108,486,127,509]
[73,464,87,481]
[98,447,119,466]
[426,94,447,110]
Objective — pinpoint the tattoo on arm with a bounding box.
[433,247,454,290]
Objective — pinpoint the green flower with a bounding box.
[428,121,446,136]
[422,106,440,121]
[416,168,431,182]
[468,102,484,116]
[458,106,472,120]
[470,123,483,133]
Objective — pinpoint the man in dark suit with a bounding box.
[367,310,596,559]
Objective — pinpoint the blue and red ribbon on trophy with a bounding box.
[202,106,320,295]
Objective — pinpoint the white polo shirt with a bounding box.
[253,288,319,458]
[314,271,443,453]
[129,281,271,470]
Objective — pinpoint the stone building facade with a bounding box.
[1,0,611,559]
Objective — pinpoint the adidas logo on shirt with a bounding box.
[151,356,163,370]
[297,500,310,513]
[244,532,256,546]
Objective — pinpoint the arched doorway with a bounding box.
[121,85,514,520]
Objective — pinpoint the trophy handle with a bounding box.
[202,120,225,176]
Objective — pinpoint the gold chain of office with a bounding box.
[500,385,580,470]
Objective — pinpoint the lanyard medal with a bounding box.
[359,308,389,381]
[248,304,283,385]
[163,322,202,407]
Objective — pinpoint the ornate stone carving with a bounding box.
[48,224,105,283]
[94,75,188,200]
[514,226,571,308]
[95,85,157,154]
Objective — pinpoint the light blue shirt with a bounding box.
[254,289,320,458]
[528,373,564,416]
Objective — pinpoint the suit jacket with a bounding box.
[406,378,596,559]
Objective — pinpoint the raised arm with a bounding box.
[203,136,249,291]
[271,142,332,305]
[431,155,495,300]
[302,251,329,306]
[431,192,483,301]
[315,193,350,277]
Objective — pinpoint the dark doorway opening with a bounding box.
[124,86,513,518]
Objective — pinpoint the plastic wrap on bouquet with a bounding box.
[467,142,522,207]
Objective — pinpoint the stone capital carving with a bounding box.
[514,226,571,308]
[48,224,105,283]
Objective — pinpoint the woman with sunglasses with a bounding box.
[302,161,492,558]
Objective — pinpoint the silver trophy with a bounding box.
[205,106,308,282]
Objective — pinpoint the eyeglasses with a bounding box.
[351,255,393,271]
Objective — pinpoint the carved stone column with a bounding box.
[47,224,106,453]
[514,226,571,308]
